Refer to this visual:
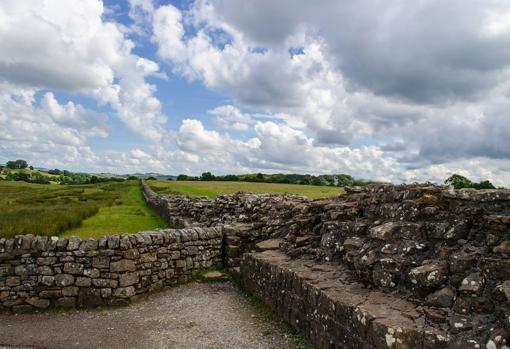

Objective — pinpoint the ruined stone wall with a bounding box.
[143,181,510,348]
[2,181,509,347]
[141,180,311,266]
[0,227,222,312]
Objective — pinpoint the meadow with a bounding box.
[0,180,167,239]
[147,180,345,199]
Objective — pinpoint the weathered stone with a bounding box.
[255,239,282,251]
[75,277,92,287]
[67,236,81,251]
[92,279,118,288]
[39,290,62,299]
[203,271,224,281]
[140,253,157,263]
[92,256,110,269]
[494,241,510,254]
[119,272,139,287]
[369,222,400,240]
[123,248,139,259]
[40,275,55,286]
[79,239,98,251]
[6,276,20,287]
[459,272,485,295]
[63,262,84,275]
[62,286,79,297]
[409,262,448,289]
[25,297,50,309]
[37,257,57,265]
[113,286,135,298]
[426,287,456,308]
[83,268,100,278]
[55,274,75,287]
[110,259,136,272]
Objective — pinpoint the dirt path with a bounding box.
[0,283,303,349]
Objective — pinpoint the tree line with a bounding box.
[176,172,376,187]
[0,160,126,185]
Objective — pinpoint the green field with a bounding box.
[147,180,345,199]
[0,180,167,239]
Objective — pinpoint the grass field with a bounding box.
[0,180,167,239]
[63,183,167,239]
[147,180,345,199]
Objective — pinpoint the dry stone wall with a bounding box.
[0,227,222,312]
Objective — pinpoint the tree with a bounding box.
[472,180,496,190]
[200,172,215,181]
[146,176,157,180]
[311,177,323,186]
[127,176,138,180]
[6,159,28,169]
[445,174,473,189]
[29,166,34,170]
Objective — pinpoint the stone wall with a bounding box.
[143,181,510,348]
[2,181,510,347]
[0,227,222,312]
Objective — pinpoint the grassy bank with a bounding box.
[63,183,167,239]
[0,180,167,239]
[148,180,344,199]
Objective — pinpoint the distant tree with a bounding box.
[311,177,322,186]
[48,169,62,175]
[336,174,355,187]
[6,159,28,169]
[89,176,99,184]
[472,180,496,190]
[445,174,473,189]
[127,176,138,180]
[146,176,157,180]
[200,172,215,181]
[6,172,30,182]
[256,173,264,181]
[29,166,34,170]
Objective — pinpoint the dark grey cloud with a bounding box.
[215,0,510,103]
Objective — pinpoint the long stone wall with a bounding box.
[2,181,510,348]
[143,181,510,348]
[0,227,222,312]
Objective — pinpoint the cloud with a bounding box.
[0,0,167,141]
[150,0,510,185]
[208,105,251,131]
[0,83,103,169]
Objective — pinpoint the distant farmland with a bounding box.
[147,180,345,199]
[0,180,167,239]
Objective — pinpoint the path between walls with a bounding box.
[0,282,302,349]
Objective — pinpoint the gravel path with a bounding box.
[0,282,302,349]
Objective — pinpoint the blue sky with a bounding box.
[1,0,510,186]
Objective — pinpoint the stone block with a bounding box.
[25,297,50,309]
[119,272,139,287]
[113,286,135,298]
[55,274,75,287]
[64,262,84,275]
[110,259,136,272]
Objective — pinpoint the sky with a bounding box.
[1,0,510,186]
